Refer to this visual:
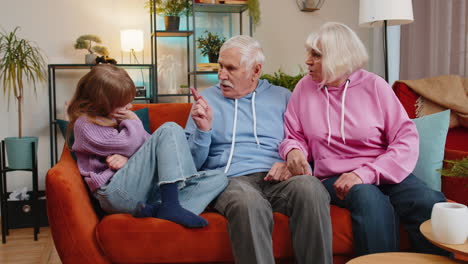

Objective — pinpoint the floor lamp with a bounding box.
[359,0,414,83]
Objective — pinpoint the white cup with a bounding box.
[431,202,468,245]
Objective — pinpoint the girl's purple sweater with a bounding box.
[72,116,150,192]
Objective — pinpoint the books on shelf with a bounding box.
[197,63,220,71]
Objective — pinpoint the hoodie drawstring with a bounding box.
[324,79,350,146]
[225,92,259,174]
[324,86,332,146]
[224,99,238,174]
[251,91,260,147]
[340,80,350,144]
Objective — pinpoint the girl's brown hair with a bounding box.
[66,64,136,147]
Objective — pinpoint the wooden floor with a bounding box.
[0,227,61,264]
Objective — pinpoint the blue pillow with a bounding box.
[412,110,450,191]
[134,107,151,134]
[56,119,77,161]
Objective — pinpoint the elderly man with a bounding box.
[185,35,332,264]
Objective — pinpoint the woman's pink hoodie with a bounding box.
[279,69,419,185]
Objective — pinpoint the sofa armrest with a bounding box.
[46,146,110,264]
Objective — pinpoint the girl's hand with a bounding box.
[286,149,312,176]
[111,103,138,121]
[106,154,128,170]
[112,109,139,121]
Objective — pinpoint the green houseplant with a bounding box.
[438,157,468,205]
[146,0,192,31]
[197,31,226,63]
[0,27,46,169]
[439,158,468,177]
[74,35,109,64]
[246,0,261,28]
[261,67,306,91]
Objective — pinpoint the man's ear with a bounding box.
[252,63,262,80]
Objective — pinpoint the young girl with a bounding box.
[67,64,227,228]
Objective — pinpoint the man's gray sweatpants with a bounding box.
[213,172,333,264]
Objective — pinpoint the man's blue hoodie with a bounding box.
[185,79,291,177]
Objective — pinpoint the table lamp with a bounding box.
[120,29,144,64]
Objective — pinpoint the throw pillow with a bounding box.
[412,110,450,191]
[134,107,151,134]
[56,119,77,161]
[56,119,72,143]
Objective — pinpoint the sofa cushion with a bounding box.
[134,107,151,133]
[132,103,192,133]
[95,204,411,263]
[95,208,354,264]
[412,110,450,191]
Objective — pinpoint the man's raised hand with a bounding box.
[190,87,213,131]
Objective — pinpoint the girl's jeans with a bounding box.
[94,122,228,216]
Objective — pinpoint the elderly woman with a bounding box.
[279,22,448,256]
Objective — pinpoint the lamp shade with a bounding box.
[120,29,144,52]
[359,0,414,27]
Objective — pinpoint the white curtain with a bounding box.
[400,0,468,80]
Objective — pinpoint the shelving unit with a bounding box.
[150,2,252,103]
[47,64,155,166]
[0,141,39,243]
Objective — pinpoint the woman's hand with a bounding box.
[106,154,128,170]
[333,172,363,200]
[286,149,312,176]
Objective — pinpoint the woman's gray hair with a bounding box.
[306,22,368,85]
[220,35,265,71]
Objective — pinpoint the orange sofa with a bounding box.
[47,103,414,264]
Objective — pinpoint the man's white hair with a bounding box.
[306,22,368,85]
[220,35,265,71]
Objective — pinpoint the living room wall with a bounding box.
[0,0,377,192]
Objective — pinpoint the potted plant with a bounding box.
[74,35,109,64]
[246,0,261,28]
[260,67,306,91]
[197,31,226,63]
[439,157,468,205]
[0,27,47,169]
[197,0,261,28]
[146,0,192,31]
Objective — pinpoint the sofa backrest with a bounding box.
[132,103,192,132]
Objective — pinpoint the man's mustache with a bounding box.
[220,80,234,88]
